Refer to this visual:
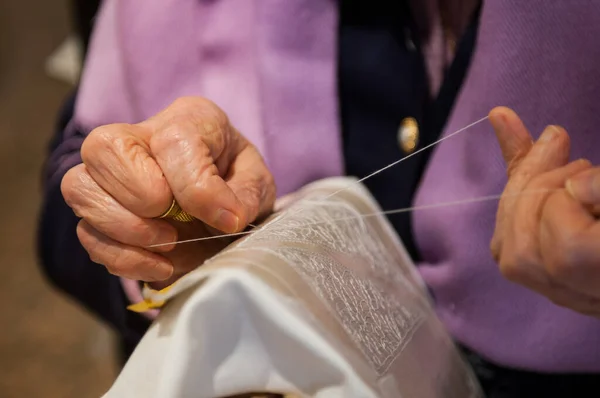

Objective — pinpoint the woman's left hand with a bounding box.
[489,106,600,316]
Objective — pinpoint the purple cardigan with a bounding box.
[47,0,600,372]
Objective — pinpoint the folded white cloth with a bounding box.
[103,177,482,398]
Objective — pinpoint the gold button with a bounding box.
[398,117,419,154]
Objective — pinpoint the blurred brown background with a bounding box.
[0,0,118,396]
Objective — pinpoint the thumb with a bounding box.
[489,106,534,173]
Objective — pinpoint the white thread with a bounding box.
[148,188,557,248]
[286,188,558,228]
[150,230,255,247]
[322,116,490,201]
[150,116,490,248]
[277,115,490,225]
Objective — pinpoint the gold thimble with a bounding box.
[158,199,195,222]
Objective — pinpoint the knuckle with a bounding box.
[174,96,229,135]
[150,117,213,163]
[110,132,142,158]
[86,132,168,217]
[179,162,219,203]
[81,125,118,162]
[180,168,218,201]
[83,124,139,164]
[171,96,228,125]
[60,166,80,207]
[206,104,229,129]
[505,152,529,178]
[151,116,194,148]
[154,97,232,159]
[508,167,532,185]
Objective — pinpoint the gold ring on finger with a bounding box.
[158,199,195,223]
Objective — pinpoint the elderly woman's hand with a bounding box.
[61,97,276,288]
[489,106,600,315]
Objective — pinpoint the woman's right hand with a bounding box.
[61,97,276,288]
[489,106,600,316]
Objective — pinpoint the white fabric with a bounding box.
[103,177,482,398]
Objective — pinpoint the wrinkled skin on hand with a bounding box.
[61,97,276,288]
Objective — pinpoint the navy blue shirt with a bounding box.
[339,0,479,260]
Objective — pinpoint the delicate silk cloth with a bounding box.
[103,178,482,398]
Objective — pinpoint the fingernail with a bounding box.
[214,208,239,233]
[566,170,600,204]
[539,125,560,143]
